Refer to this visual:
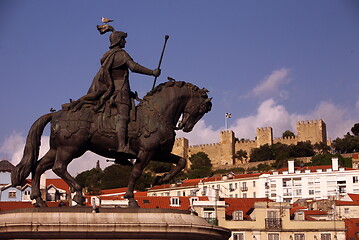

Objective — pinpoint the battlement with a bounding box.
[236,139,256,144]
[274,136,298,141]
[297,119,323,125]
[189,143,221,149]
[256,127,272,131]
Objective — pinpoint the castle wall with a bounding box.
[172,119,328,170]
[188,142,222,169]
[273,136,298,145]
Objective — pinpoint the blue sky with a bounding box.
[0,1,358,175]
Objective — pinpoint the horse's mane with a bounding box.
[141,81,209,104]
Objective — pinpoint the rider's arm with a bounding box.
[126,59,160,77]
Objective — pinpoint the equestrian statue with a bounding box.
[11,23,212,208]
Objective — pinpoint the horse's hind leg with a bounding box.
[52,149,84,205]
[124,150,153,208]
[31,149,56,207]
[153,153,186,186]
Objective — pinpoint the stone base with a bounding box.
[0,207,231,240]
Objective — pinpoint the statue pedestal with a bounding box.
[0,207,231,240]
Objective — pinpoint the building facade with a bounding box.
[149,158,359,204]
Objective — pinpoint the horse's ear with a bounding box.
[202,88,209,93]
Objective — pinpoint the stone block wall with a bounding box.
[172,119,328,170]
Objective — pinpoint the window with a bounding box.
[190,197,198,205]
[203,208,215,219]
[344,208,349,214]
[233,233,244,240]
[229,183,234,191]
[253,192,256,198]
[253,181,256,187]
[294,233,305,240]
[268,233,279,240]
[177,191,181,196]
[321,233,331,240]
[267,211,278,218]
[170,197,180,206]
[203,186,208,195]
[309,190,314,195]
[232,210,243,220]
[8,191,16,198]
[24,190,31,195]
[242,193,247,198]
[353,176,359,184]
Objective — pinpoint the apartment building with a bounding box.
[148,158,359,204]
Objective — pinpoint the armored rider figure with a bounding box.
[71,30,160,155]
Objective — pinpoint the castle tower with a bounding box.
[297,119,327,144]
[220,130,235,166]
[172,138,189,168]
[256,127,273,148]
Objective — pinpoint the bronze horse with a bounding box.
[12,81,212,207]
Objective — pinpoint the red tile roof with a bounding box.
[99,187,128,195]
[224,198,271,220]
[290,205,307,215]
[344,218,359,240]
[0,201,62,211]
[348,193,359,202]
[336,200,359,206]
[275,165,355,173]
[46,179,70,193]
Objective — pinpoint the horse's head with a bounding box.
[178,94,212,132]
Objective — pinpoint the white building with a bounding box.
[148,158,359,204]
[261,158,359,203]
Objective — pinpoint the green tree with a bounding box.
[290,141,315,157]
[249,144,274,162]
[313,142,331,154]
[234,149,248,163]
[282,130,295,138]
[187,152,213,179]
[307,153,352,167]
[351,123,359,136]
[333,133,359,153]
[75,168,103,194]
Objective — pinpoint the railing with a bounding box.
[205,218,219,226]
[241,187,248,191]
[265,218,282,230]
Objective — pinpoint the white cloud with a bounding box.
[249,68,292,99]
[0,133,111,178]
[176,120,220,145]
[230,99,359,141]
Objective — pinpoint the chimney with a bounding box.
[332,157,339,171]
[288,160,295,173]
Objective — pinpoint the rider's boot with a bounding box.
[117,118,128,153]
[115,119,136,165]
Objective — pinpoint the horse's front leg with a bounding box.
[153,154,186,186]
[124,150,152,208]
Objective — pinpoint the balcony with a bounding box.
[241,187,248,191]
[205,218,218,226]
[265,218,282,230]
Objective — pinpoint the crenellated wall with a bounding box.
[172,119,328,170]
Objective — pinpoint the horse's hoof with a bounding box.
[33,198,48,208]
[153,175,164,186]
[128,199,140,208]
[73,195,85,205]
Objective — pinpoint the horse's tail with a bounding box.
[11,113,54,186]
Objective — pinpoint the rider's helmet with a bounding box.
[109,31,127,48]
